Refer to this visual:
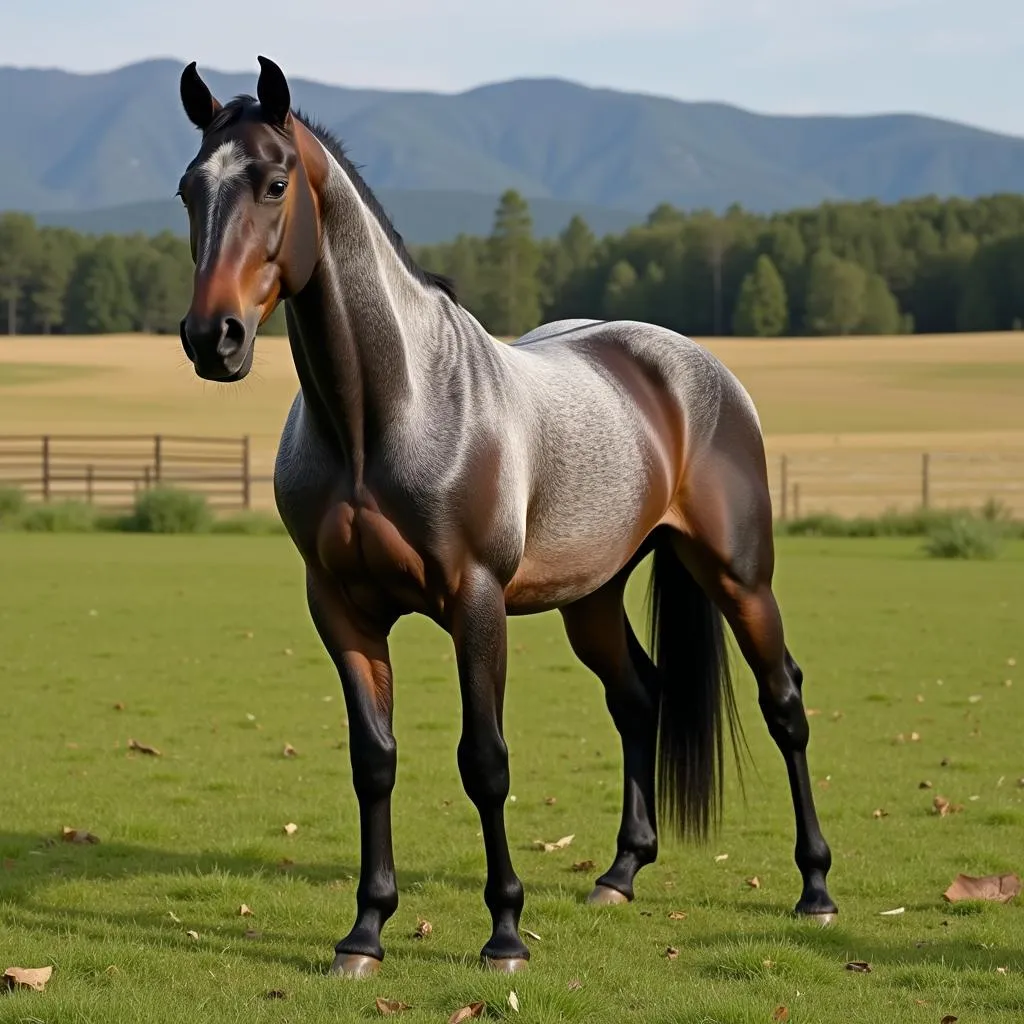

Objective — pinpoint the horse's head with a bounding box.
[177,57,324,381]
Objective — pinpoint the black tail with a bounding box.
[647,533,745,843]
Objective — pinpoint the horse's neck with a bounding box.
[285,154,462,485]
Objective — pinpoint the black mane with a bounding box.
[208,95,458,303]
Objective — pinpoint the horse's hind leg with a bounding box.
[560,574,661,904]
[676,454,837,922]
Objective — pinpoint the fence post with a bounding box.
[154,434,163,484]
[241,435,251,510]
[780,454,789,521]
[793,483,801,521]
[42,435,51,502]
[143,466,151,491]
[921,452,930,510]
[86,465,94,504]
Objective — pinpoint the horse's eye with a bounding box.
[266,180,287,201]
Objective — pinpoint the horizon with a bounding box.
[3,0,1023,136]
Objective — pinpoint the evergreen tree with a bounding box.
[29,228,79,334]
[64,238,136,333]
[857,274,902,334]
[732,254,788,337]
[483,190,541,337]
[804,249,867,335]
[603,260,639,320]
[0,212,40,334]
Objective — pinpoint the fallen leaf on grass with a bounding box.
[943,873,1021,904]
[567,979,582,991]
[665,946,680,960]
[873,809,889,819]
[745,877,761,889]
[544,796,557,805]
[186,930,199,941]
[239,904,253,917]
[997,966,1008,974]
[283,822,299,836]
[508,990,520,1013]
[168,911,181,923]
[375,997,411,1015]
[413,919,432,939]
[772,1007,789,1022]
[263,989,286,1000]
[940,1016,959,1023]
[282,744,298,758]
[533,834,574,852]
[448,1002,485,1023]
[714,853,729,863]
[113,702,125,711]
[844,961,872,973]
[3,966,53,992]
[523,929,542,941]
[128,738,161,756]
[806,708,821,717]
[933,796,963,817]
[668,911,688,920]
[879,907,905,916]
[571,860,595,872]
[61,826,99,844]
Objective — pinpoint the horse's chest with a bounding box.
[314,499,437,615]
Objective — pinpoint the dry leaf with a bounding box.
[773,1007,789,1022]
[168,911,181,923]
[264,989,286,1000]
[508,990,520,1013]
[997,966,1008,974]
[969,695,982,704]
[186,930,199,941]
[879,907,905,916]
[665,946,680,960]
[61,826,100,844]
[3,966,53,992]
[942,873,1021,904]
[1010,658,1017,667]
[375,997,411,1015]
[844,961,872,973]
[532,834,574,852]
[933,796,963,816]
[911,731,921,741]
[283,744,298,758]
[668,911,688,920]
[567,979,582,991]
[448,1002,485,1024]
[746,877,761,889]
[873,809,889,819]
[806,708,821,716]
[239,904,253,917]
[113,702,125,711]
[283,822,299,836]
[128,738,161,756]
[544,796,557,805]
[919,780,933,790]
[714,853,729,862]
[940,1016,958,1023]
[571,860,595,872]
[413,918,432,939]
[523,929,542,941]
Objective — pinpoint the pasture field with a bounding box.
[1,533,1023,1023]
[1,331,1023,514]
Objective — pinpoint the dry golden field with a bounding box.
[1,331,1022,514]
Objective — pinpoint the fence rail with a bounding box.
[0,434,255,511]
[0,434,1021,519]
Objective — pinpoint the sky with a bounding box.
[5,0,1024,135]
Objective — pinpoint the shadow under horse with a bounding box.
[174,56,837,977]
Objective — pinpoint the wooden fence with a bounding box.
[0,434,256,511]
[0,434,1021,519]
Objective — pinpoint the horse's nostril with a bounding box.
[217,316,247,358]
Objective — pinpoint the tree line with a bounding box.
[2,190,1024,337]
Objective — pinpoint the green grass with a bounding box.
[1,535,1023,1023]
[0,363,101,388]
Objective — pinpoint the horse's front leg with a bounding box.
[452,566,530,972]
[306,572,398,978]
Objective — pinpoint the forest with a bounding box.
[2,190,1024,338]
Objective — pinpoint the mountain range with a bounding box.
[4,58,1024,243]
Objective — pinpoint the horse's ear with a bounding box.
[256,55,291,127]
[180,61,222,132]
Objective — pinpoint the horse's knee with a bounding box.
[350,734,397,801]
[759,675,809,750]
[457,734,510,807]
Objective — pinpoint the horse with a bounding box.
[175,56,837,978]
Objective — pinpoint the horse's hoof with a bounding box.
[586,884,629,906]
[330,953,382,978]
[796,911,837,928]
[482,956,529,974]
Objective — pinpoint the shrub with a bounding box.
[20,500,98,533]
[0,486,26,525]
[923,516,1002,560]
[211,511,287,536]
[121,486,213,534]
